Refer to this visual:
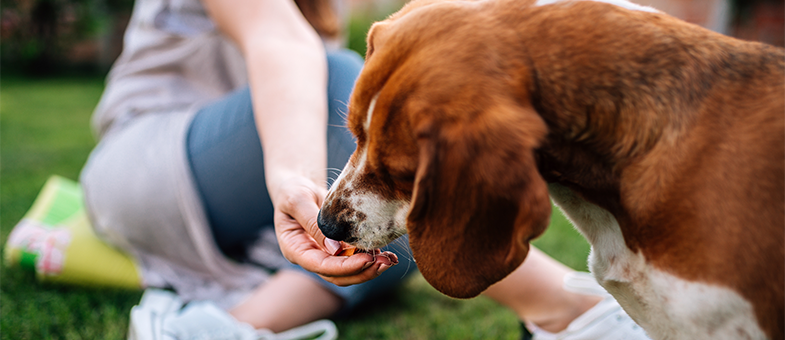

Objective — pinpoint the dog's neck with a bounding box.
[503,1,779,215]
[518,5,707,158]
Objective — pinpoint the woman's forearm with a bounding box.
[203,0,329,201]
[247,39,328,202]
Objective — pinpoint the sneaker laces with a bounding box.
[257,320,337,340]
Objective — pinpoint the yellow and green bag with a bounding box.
[4,175,143,289]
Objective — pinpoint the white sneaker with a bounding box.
[128,289,338,340]
[161,301,259,340]
[128,289,184,340]
[524,272,651,340]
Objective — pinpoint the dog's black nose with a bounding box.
[317,210,351,242]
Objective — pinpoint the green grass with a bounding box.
[1,76,142,340]
[0,74,590,339]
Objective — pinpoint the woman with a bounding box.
[80,0,649,338]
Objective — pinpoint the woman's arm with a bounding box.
[201,0,395,285]
[203,0,326,199]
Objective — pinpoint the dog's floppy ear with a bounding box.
[407,103,551,298]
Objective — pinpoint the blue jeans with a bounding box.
[186,49,416,312]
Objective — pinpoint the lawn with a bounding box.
[0,72,591,340]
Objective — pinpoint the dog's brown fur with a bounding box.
[320,0,785,337]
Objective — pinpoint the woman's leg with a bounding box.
[229,270,341,332]
[483,248,601,333]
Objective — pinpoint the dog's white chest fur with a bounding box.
[547,183,765,340]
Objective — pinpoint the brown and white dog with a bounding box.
[317,0,785,338]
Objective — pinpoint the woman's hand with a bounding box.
[272,176,397,286]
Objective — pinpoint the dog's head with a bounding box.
[318,0,551,298]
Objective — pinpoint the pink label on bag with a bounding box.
[36,229,72,275]
[8,219,72,275]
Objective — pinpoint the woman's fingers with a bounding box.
[271,181,399,284]
[276,211,398,279]
[274,180,398,286]
[317,251,399,286]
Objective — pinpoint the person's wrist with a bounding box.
[267,171,326,207]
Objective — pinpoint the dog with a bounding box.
[317,0,785,338]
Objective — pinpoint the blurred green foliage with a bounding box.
[1,0,133,75]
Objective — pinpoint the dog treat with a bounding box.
[334,244,376,256]
[336,245,358,256]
